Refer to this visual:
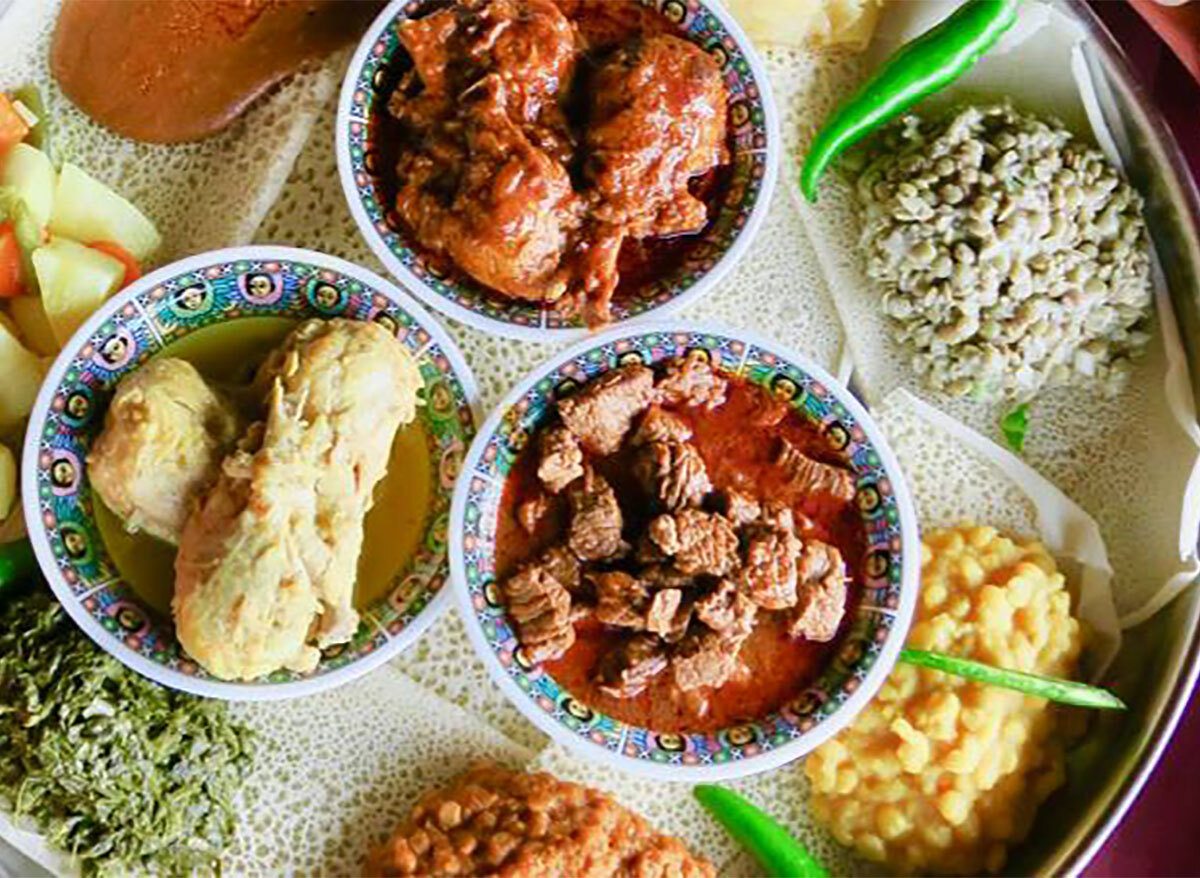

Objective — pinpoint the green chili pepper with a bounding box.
[0,538,36,598]
[899,649,1126,710]
[694,785,828,878]
[1000,402,1031,453]
[800,0,1020,202]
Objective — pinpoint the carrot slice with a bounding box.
[0,95,30,155]
[88,240,142,287]
[0,224,25,298]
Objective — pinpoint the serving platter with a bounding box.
[0,0,1198,874]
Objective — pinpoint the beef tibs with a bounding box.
[777,437,856,502]
[738,528,805,610]
[378,0,733,325]
[496,356,866,734]
[567,468,628,561]
[597,633,670,698]
[634,439,711,511]
[502,551,579,663]
[537,424,584,493]
[790,542,849,642]
[655,354,729,410]
[557,363,655,455]
[647,510,739,577]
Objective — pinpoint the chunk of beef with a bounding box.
[672,628,747,692]
[646,589,684,638]
[797,539,844,585]
[518,492,550,534]
[738,528,804,610]
[585,34,728,238]
[635,440,711,511]
[597,634,670,698]
[639,564,697,590]
[635,532,669,566]
[631,405,693,446]
[655,355,729,410]
[567,468,627,561]
[660,596,694,644]
[538,544,582,596]
[647,510,739,577]
[777,438,856,502]
[717,490,809,533]
[537,424,584,493]
[592,571,650,629]
[788,540,847,641]
[694,580,758,637]
[791,569,848,642]
[719,489,761,527]
[557,364,656,455]
[501,559,575,663]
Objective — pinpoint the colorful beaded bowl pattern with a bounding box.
[450,324,921,780]
[22,247,479,701]
[336,0,780,341]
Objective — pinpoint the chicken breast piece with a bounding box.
[88,358,241,545]
[173,402,329,680]
[174,319,422,681]
[256,318,423,646]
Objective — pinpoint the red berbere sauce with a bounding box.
[365,0,735,315]
[495,374,867,734]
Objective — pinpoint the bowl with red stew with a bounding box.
[337,0,778,341]
[450,325,920,779]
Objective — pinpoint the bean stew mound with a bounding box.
[495,353,867,734]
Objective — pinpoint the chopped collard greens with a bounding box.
[0,590,254,875]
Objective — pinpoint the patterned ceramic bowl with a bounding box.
[336,0,779,341]
[22,247,479,700]
[450,324,920,780]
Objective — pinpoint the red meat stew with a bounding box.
[495,355,866,734]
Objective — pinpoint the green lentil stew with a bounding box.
[0,589,254,875]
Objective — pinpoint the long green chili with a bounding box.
[694,785,828,878]
[800,0,1020,202]
[899,649,1126,710]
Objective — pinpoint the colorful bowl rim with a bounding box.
[21,245,481,702]
[335,0,781,343]
[449,322,921,781]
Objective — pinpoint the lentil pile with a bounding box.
[365,764,714,877]
[857,104,1154,400]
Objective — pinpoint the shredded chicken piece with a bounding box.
[174,320,421,681]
